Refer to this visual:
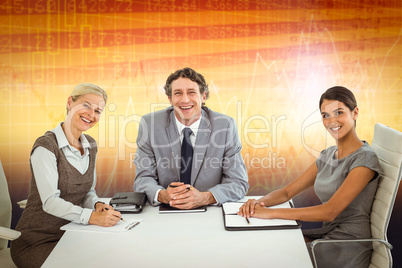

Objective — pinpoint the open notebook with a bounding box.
[222,202,301,231]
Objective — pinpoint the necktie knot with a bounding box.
[183,128,193,141]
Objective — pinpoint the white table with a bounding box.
[43,197,312,268]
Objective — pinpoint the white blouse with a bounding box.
[30,123,99,225]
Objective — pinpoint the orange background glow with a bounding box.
[1,0,401,261]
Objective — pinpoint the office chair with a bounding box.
[310,123,402,268]
[0,159,21,268]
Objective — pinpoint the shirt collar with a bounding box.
[54,123,91,150]
[174,115,202,136]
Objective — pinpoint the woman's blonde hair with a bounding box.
[67,83,107,113]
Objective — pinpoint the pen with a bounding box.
[169,184,193,190]
[245,217,250,224]
[126,221,141,230]
[104,207,125,221]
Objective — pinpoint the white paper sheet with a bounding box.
[60,219,143,233]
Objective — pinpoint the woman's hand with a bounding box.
[94,202,113,212]
[252,206,273,219]
[237,199,265,218]
[89,207,121,227]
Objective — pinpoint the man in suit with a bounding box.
[133,67,248,209]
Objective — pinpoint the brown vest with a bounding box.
[11,131,97,268]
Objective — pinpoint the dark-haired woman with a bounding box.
[238,86,381,267]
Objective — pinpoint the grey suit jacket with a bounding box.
[133,106,249,205]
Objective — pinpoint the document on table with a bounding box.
[222,202,301,231]
[60,219,142,233]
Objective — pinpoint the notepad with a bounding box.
[60,219,142,233]
[222,202,301,231]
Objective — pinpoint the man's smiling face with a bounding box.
[168,77,206,126]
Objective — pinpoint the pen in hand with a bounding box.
[245,217,250,224]
[104,207,125,221]
[169,184,194,191]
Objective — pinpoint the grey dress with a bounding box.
[303,141,382,268]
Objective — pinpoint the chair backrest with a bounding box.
[369,123,402,268]
[0,159,12,250]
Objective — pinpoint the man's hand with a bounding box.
[169,187,216,209]
[157,182,189,204]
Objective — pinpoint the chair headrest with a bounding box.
[373,123,402,154]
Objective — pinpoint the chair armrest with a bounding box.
[310,238,392,268]
[0,226,21,241]
[311,238,393,250]
[17,199,27,209]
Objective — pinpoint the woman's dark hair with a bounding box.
[319,86,357,126]
[319,86,357,111]
[164,67,209,103]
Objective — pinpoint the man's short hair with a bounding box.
[163,67,210,102]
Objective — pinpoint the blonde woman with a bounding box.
[11,84,121,268]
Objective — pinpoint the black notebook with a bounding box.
[109,192,147,213]
[159,204,207,214]
[222,202,301,231]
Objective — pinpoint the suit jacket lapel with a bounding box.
[166,110,181,180]
[191,109,211,184]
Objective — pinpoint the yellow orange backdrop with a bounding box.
[1,0,401,256]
